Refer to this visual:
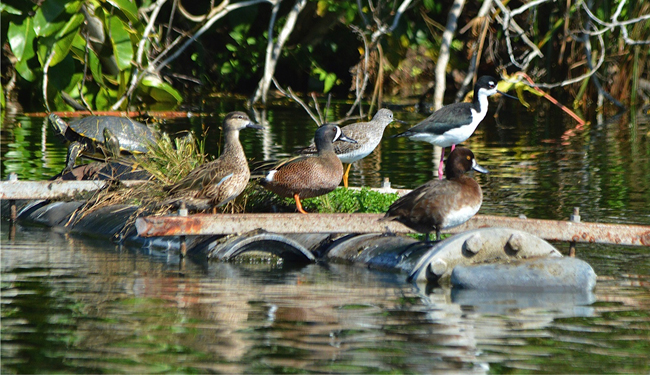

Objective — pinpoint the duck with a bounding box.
[381,147,488,242]
[392,76,514,180]
[164,111,263,210]
[261,124,356,214]
[298,108,403,187]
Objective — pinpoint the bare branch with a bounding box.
[369,0,413,44]
[530,30,606,89]
[511,0,554,17]
[357,0,369,26]
[312,93,324,124]
[43,49,56,112]
[156,0,271,74]
[177,0,229,23]
[252,0,308,104]
[493,0,545,70]
[111,0,168,110]
[456,0,493,102]
[272,78,321,126]
[580,0,650,44]
[252,0,282,105]
[434,0,465,111]
[346,25,370,117]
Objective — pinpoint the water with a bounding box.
[2,99,650,373]
[2,227,649,373]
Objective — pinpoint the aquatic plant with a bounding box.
[246,186,399,214]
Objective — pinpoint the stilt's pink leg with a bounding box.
[438,147,445,180]
[451,144,456,152]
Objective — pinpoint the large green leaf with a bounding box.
[49,54,81,92]
[140,75,183,104]
[9,18,38,82]
[0,3,23,15]
[7,18,35,62]
[69,33,104,88]
[47,13,84,66]
[107,15,134,71]
[106,0,139,25]
[88,47,106,88]
[95,87,113,109]
[15,57,36,82]
[33,0,69,36]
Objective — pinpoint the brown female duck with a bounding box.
[261,124,356,214]
[165,111,262,210]
[382,147,488,242]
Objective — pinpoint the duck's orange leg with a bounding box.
[343,163,352,188]
[294,193,308,214]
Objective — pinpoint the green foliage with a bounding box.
[305,188,399,213]
[2,0,181,111]
[311,64,340,93]
[248,187,399,214]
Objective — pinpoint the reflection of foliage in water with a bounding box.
[2,116,67,178]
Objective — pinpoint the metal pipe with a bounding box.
[135,213,650,247]
[0,180,148,200]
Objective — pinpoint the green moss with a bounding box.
[245,186,400,214]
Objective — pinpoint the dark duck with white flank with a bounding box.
[261,124,356,214]
[382,147,488,242]
[164,111,262,210]
[392,76,514,179]
[298,108,402,187]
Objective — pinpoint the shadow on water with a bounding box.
[1,99,650,373]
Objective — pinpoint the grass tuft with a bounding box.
[135,131,207,185]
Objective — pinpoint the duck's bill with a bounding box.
[497,90,519,100]
[472,161,489,174]
[247,123,265,130]
[339,133,357,144]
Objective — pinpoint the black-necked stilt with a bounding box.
[261,124,356,214]
[381,147,488,242]
[392,76,514,179]
[299,108,404,187]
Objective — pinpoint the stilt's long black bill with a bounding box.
[497,90,519,100]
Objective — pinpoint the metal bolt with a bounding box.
[429,259,447,277]
[179,202,187,258]
[507,233,524,253]
[178,202,188,217]
[464,233,483,255]
[569,207,580,257]
[8,174,18,223]
[570,207,581,223]
[382,177,391,189]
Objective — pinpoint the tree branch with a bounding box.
[433,0,465,111]
[272,78,321,126]
[346,25,370,117]
[111,0,168,110]
[252,0,307,105]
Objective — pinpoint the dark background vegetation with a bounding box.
[2,0,649,114]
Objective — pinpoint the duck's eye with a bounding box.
[467,156,471,161]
